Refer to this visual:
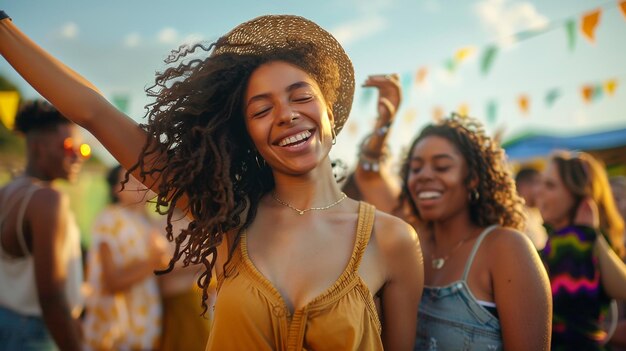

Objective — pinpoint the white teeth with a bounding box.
[418,191,442,200]
[278,130,312,147]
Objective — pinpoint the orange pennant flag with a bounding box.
[581,85,594,103]
[457,103,470,117]
[581,9,601,43]
[620,1,626,20]
[347,121,358,136]
[604,79,618,96]
[518,95,530,115]
[0,91,20,130]
[432,106,444,123]
[415,67,428,85]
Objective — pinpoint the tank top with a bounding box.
[0,178,84,318]
[206,202,383,351]
[415,225,502,351]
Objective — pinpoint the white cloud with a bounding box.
[474,0,548,45]
[157,27,179,44]
[124,33,141,48]
[331,15,388,46]
[181,33,205,45]
[60,22,78,39]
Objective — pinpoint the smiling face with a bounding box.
[406,135,473,223]
[244,61,334,176]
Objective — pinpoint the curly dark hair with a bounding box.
[127,40,342,314]
[398,114,525,231]
[14,99,72,135]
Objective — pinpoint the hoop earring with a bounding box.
[468,189,480,202]
[331,128,337,145]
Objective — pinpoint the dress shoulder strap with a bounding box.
[461,224,499,281]
[351,202,376,271]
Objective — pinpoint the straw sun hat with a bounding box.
[213,15,355,135]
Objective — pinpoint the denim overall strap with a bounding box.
[461,225,499,281]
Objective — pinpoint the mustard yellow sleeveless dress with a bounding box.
[206,202,382,350]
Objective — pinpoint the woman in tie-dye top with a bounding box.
[538,151,625,351]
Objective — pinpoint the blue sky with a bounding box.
[2,0,625,167]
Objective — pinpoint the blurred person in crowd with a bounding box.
[515,167,548,249]
[158,209,212,351]
[82,165,168,350]
[0,100,85,350]
[348,74,552,349]
[537,151,626,351]
[608,175,626,350]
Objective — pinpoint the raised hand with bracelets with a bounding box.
[359,73,401,172]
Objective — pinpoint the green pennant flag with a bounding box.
[486,100,497,125]
[359,87,374,107]
[401,71,413,97]
[112,94,130,114]
[545,88,561,107]
[480,46,498,76]
[444,57,457,73]
[593,84,603,101]
[565,19,576,51]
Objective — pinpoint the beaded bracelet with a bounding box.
[0,11,11,21]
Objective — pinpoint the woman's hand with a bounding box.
[363,74,402,120]
[574,197,600,229]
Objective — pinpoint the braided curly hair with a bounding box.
[398,114,525,231]
[127,40,341,314]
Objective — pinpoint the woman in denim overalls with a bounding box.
[397,115,553,350]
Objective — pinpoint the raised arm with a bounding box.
[344,74,402,214]
[0,14,153,185]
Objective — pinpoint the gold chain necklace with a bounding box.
[430,234,474,270]
[271,192,347,215]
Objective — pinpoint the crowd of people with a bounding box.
[1,9,626,351]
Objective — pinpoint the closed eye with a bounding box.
[252,107,271,118]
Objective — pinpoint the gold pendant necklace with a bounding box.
[271,192,347,215]
[430,234,474,270]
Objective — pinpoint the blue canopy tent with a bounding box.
[502,126,626,174]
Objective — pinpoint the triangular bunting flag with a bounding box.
[545,88,561,107]
[401,72,414,98]
[457,103,470,117]
[593,84,603,101]
[444,58,457,73]
[0,91,20,130]
[486,100,497,125]
[347,121,358,136]
[360,88,374,107]
[403,108,418,125]
[432,106,444,123]
[518,95,530,115]
[604,79,618,96]
[454,47,476,63]
[111,94,130,114]
[581,9,601,43]
[415,67,428,85]
[480,46,498,76]
[620,1,626,20]
[581,85,594,103]
[565,19,577,51]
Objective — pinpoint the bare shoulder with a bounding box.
[372,209,419,253]
[482,227,541,270]
[28,186,68,215]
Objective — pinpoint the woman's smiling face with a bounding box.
[244,60,334,176]
[406,135,473,223]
